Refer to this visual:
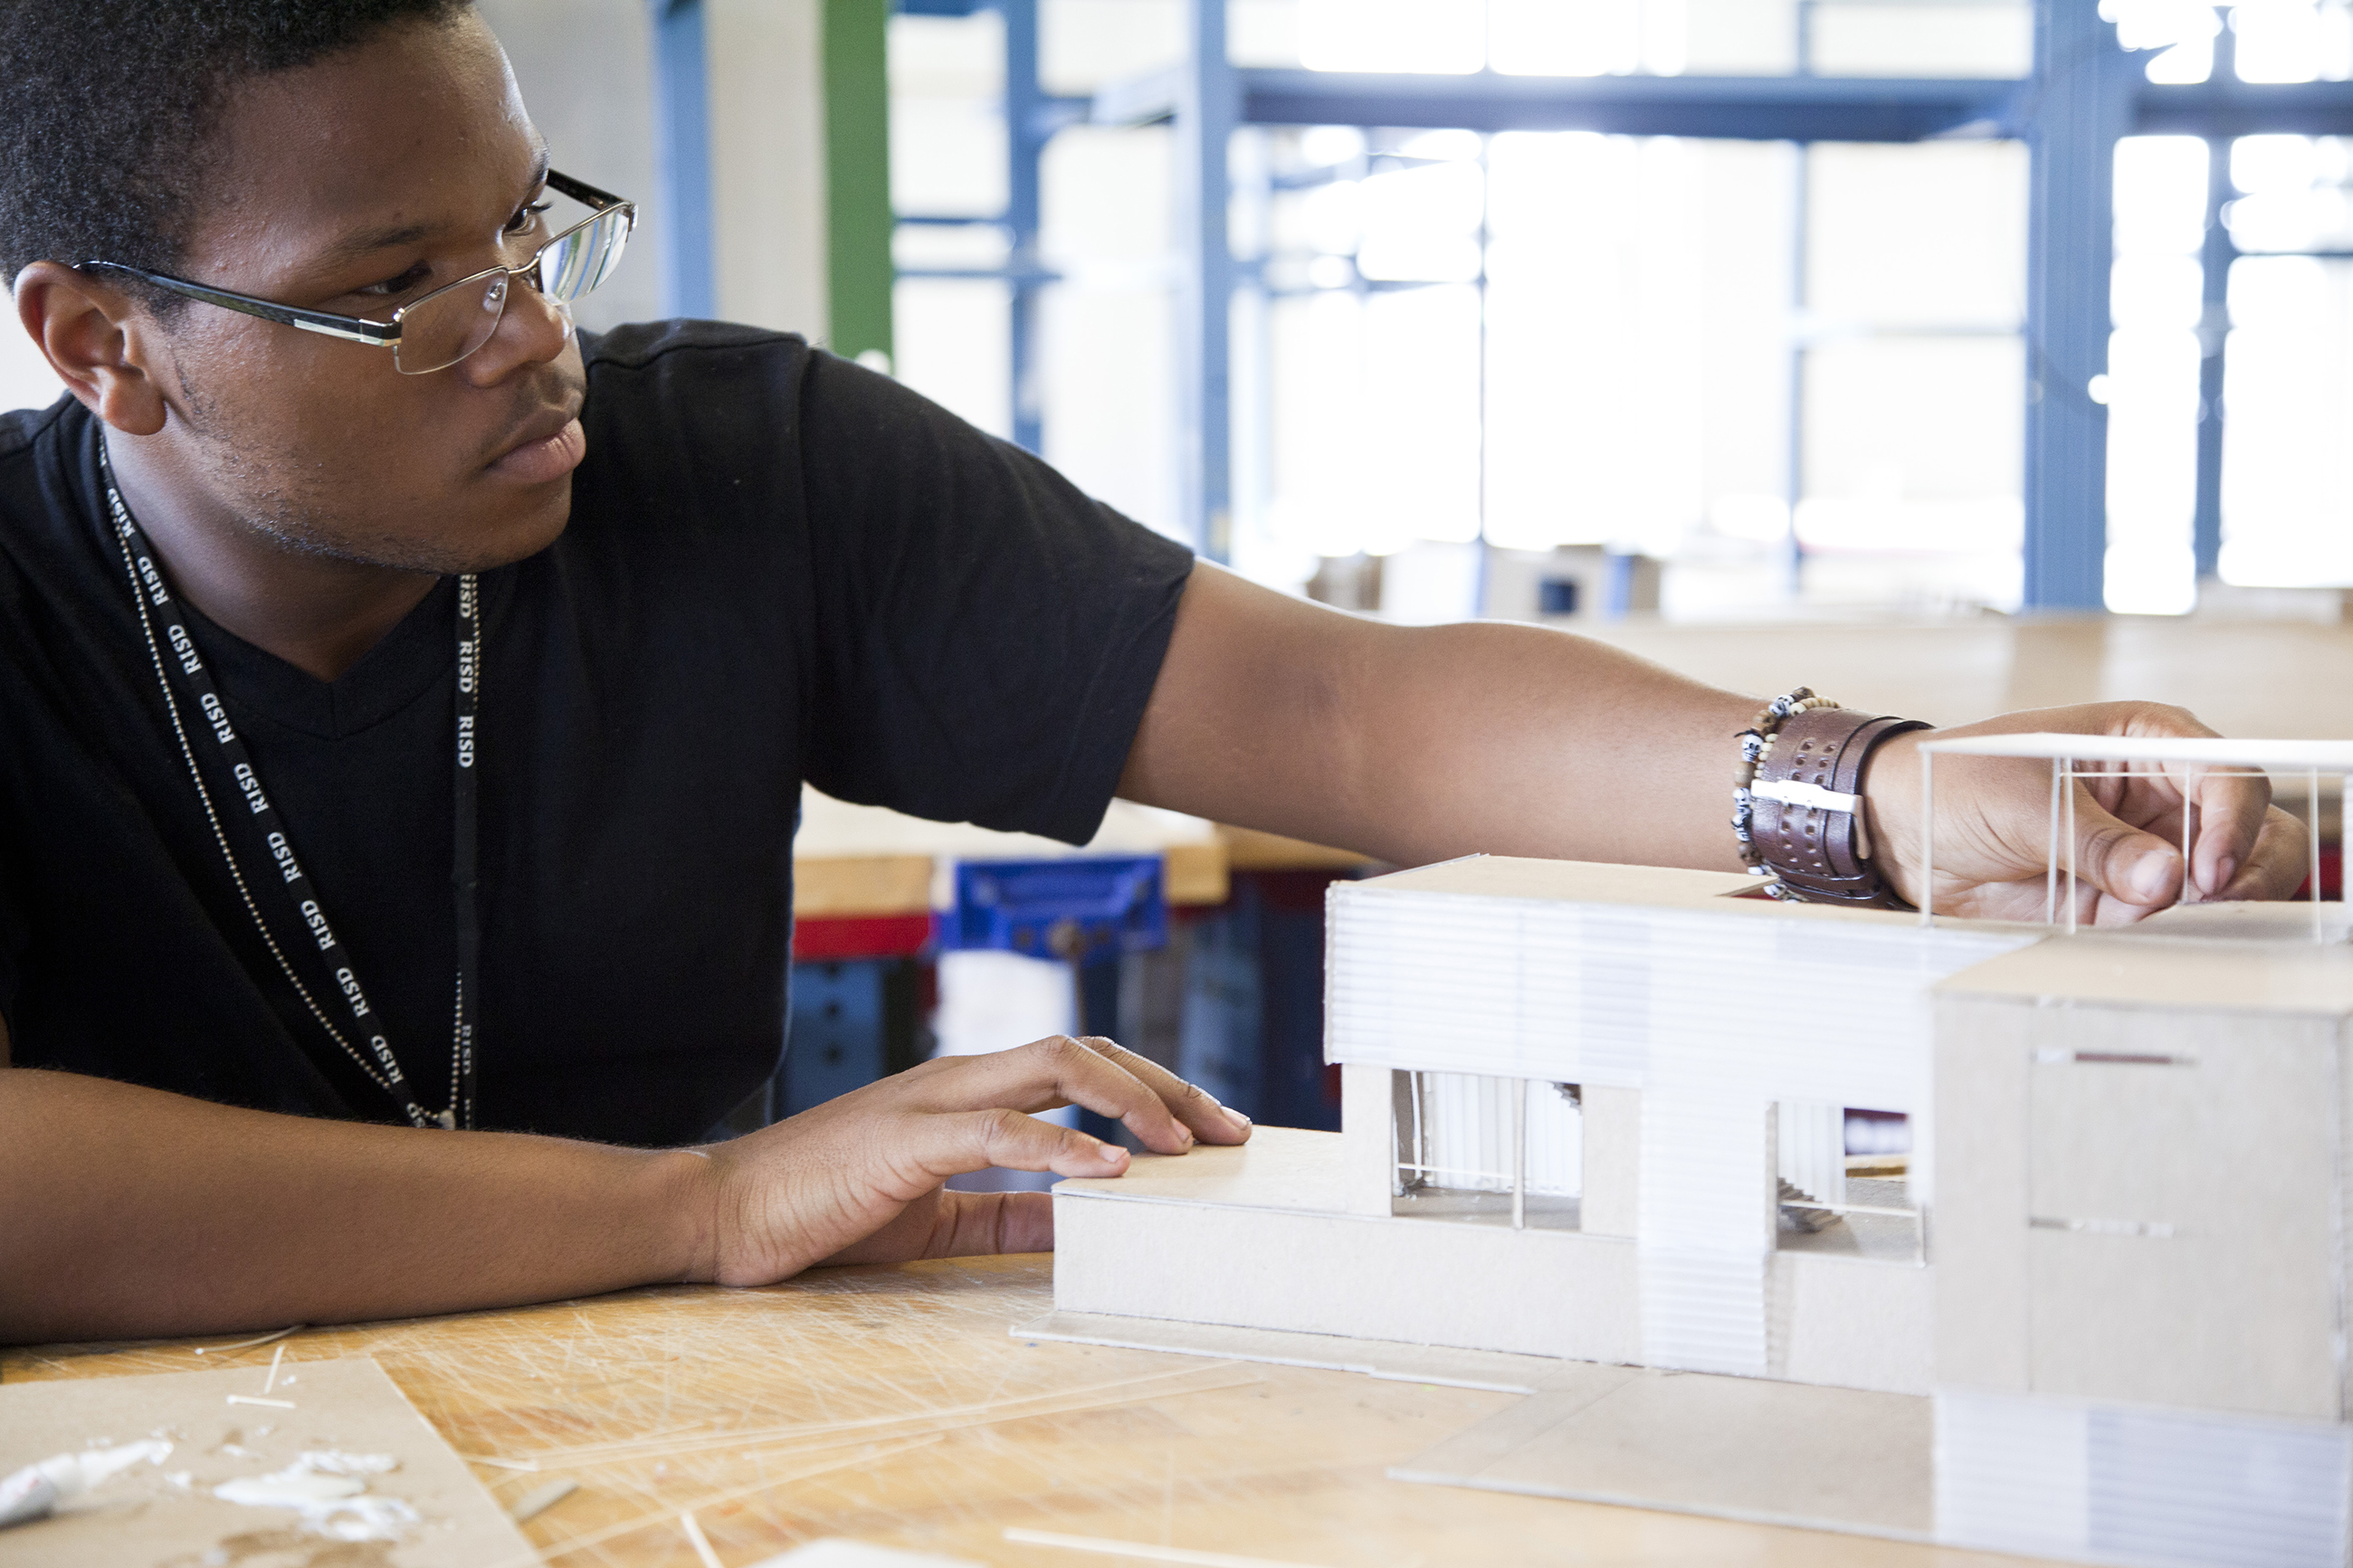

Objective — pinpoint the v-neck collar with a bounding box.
[174,576,461,740]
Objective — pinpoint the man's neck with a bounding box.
[104,432,440,684]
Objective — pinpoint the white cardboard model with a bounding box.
[1033,816,2353,1565]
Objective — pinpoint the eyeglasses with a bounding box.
[78,170,635,375]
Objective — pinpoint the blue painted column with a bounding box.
[1176,0,1238,560]
[650,0,718,319]
[2192,132,2234,582]
[2022,0,2131,610]
[1004,0,1047,454]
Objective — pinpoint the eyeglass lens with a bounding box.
[391,205,633,374]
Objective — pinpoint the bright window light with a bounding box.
[1482,132,1707,556]
[1267,286,1483,557]
[1300,179,1362,255]
[2110,254,2205,329]
[1299,126,1367,167]
[1397,128,1485,162]
[1361,161,1485,236]
[1489,0,1646,77]
[2220,257,2353,585]
[2102,137,2206,613]
[1299,0,1483,74]
[1812,2,2033,78]
[2102,0,2220,53]
[2236,0,2329,81]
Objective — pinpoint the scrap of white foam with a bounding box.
[225,1395,296,1409]
[69,1440,171,1490]
[214,1450,414,1544]
[0,1438,173,1526]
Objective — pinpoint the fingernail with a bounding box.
[2212,855,2238,893]
[1176,1125,1195,1147]
[2131,854,2174,903]
[1223,1107,1252,1131]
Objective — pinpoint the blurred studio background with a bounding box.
[15,1,2353,1150]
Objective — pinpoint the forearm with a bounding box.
[0,1066,711,1344]
[1323,619,1757,870]
[1122,567,1758,870]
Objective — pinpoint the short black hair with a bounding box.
[0,0,472,303]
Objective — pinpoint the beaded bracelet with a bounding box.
[1731,686,1843,878]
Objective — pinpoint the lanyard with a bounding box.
[99,442,479,1129]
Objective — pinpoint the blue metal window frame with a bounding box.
[648,0,718,319]
[892,0,1085,456]
[863,2,2353,605]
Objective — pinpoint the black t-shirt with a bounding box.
[0,322,1193,1145]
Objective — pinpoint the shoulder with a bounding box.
[578,322,931,437]
[0,395,99,563]
[0,394,81,470]
[572,321,826,467]
[580,321,814,392]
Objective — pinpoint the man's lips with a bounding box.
[487,415,586,483]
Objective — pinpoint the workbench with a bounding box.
[1,1255,2042,1567]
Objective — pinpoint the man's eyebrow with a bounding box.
[315,147,554,269]
[318,219,436,266]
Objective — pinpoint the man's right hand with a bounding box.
[0,1034,1245,1345]
[687,1034,1253,1287]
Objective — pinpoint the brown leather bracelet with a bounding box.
[1748,708,1932,908]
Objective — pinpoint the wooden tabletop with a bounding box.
[3,1256,2041,1568]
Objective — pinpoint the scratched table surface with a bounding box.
[3,1256,2043,1568]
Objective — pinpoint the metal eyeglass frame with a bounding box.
[75,170,635,373]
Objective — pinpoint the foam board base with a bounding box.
[1011,1308,1590,1394]
[1395,1373,1934,1543]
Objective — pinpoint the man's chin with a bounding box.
[311,484,576,577]
[456,485,574,575]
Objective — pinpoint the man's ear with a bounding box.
[12,263,171,436]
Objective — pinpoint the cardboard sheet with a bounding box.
[0,1355,532,1567]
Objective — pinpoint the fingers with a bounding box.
[1070,1035,1253,1146]
[2182,766,2271,898]
[915,1035,1247,1156]
[2067,785,2184,917]
[946,1104,1130,1180]
[932,1189,1053,1258]
[818,1189,1053,1267]
[2216,805,2312,901]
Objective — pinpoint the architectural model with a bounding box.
[1029,736,2353,1568]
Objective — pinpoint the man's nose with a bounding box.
[461,268,573,385]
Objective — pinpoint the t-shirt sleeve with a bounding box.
[796,350,1196,844]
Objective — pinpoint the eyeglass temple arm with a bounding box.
[75,261,397,347]
[544,170,629,214]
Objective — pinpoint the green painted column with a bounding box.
[823,0,894,366]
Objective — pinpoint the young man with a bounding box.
[0,1,2301,1345]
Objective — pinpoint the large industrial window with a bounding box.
[889,0,2353,618]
